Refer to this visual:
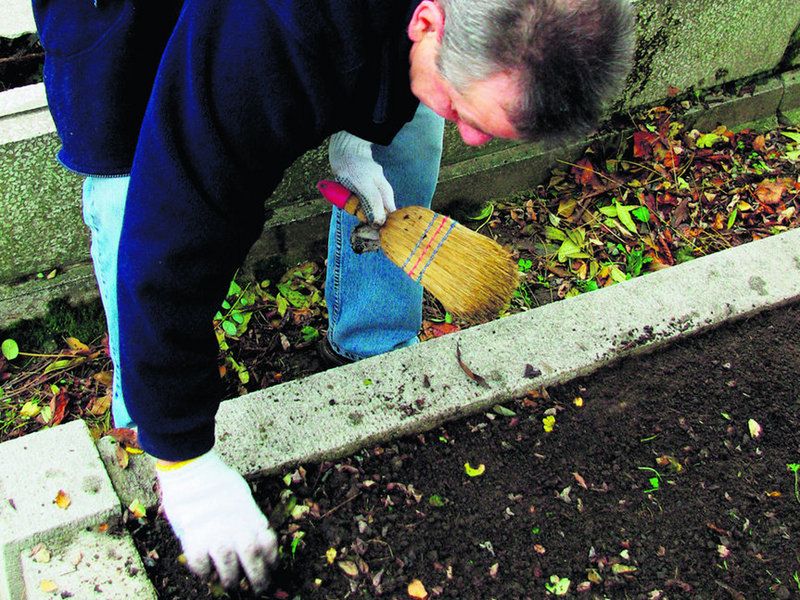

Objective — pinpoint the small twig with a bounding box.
[321,491,361,519]
[0,52,44,66]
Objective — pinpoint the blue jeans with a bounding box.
[81,175,133,428]
[325,104,445,360]
[83,103,445,427]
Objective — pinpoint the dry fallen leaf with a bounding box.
[30,544,51,564]
[54,490,71,510]
[573,472,588,489]
[115,444,129,469]
[754,180,786,205]
[455,343,489,388]
[87,394,112,417]
[338,560,359,578]
[39,580,57,593]
[748,418,763,439]
[408,578,428,600]
[488,563,499,578]
[326,547,337,565]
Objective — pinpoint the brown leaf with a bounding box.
[754,180,786,205]
[573,472,589,489]
[115,444,130,469]
[455,343,489,388]
[752,134,766,153]
[633,131,659,159]
[93,371,114,388]
[86,394,111,417]
[420,321,460,341]
[571,158,602,189]
[49,389,68,426]
[670,197,691,227]
[107,428,140,450]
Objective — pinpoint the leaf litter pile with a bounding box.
[0,107,798,597]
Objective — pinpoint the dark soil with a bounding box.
[130,302,800,599]
[0,33,43,91]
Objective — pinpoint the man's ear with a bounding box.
[408,0,445,43]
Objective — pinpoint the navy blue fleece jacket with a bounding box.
[34,0,422,459]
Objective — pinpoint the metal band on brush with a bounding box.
[403,213,457,282]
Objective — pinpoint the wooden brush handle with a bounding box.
[317,180,367,222]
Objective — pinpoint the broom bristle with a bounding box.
[381,206,519,320]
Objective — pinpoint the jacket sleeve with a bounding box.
[117,0,336,459]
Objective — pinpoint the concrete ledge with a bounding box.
[213,228,800,477]
[0,263,98,325]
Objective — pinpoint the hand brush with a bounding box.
[317,179,519,320]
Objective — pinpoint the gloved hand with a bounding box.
[328,130,395,225]
[156,450,278,593]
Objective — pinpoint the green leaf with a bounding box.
[785,149,800,161]
[227,280,242,297]
[466,203,494,221]
[612,564,638,575]
[544,226,566,241]
[610,267,628,283]
[696,132,726,148]
[616,204,638,233]
[544,575,571,595]
[782,131,800,143]
[290,531,305,558]
[301,326,320,342]
[276,294,289,317]
[221,300,231,310]
[232,312,245,324]
[464,462,485,477]
[632,206,650,223]
[43,358,80,374]
[222,320,238,336]
[557,239,580,262]
[726,207,738,229]
[1,339,19,360]
[428,494,445,507]
[598,205,618,217]
[492,405,516,417]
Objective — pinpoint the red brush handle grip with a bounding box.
[317,180,366,222]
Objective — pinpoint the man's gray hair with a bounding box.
[437,0,635,142]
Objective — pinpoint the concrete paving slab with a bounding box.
[20,529,155,600]
[0,420,120,600]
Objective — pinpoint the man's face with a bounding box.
[407,1,522,146]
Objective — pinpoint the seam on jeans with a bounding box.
[329,208,344,334]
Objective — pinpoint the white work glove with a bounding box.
[328,130,395,225]
[156,450,278,593]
